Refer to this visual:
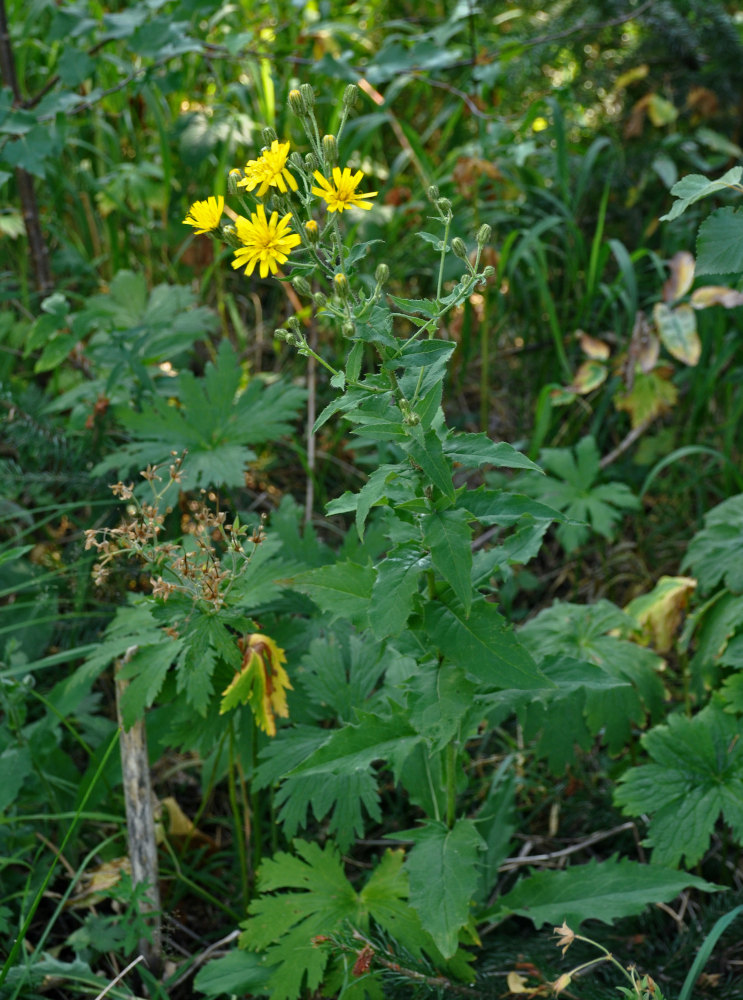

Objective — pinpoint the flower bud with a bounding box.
[305,152,319,172]
[477,223,492,247]
[299,83,315,109]
[221,224,241,249]
[322,134,338,167]
[262,126,278,146]
[290,151,304,171]
[288,89,307,116]
[427,184,440,202]
[437,197,452,215]
[292,276,312,297]
[227,168,242,196]
[313,292,327,308]
[482,265,496,279]
[342,320,355,338]
[333,273,350,299]
[287,315,303,335]
[274,328,288,342]
[451,237,468,260]
[374,263,389,285]
[304,219,319,243]
[343,84,358,110]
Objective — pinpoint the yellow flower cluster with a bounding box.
[183,130,377,279]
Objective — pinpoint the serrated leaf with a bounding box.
[424,595,548,690]
[370,541,427,638]
[489,856,719,928]
[459,487,563,527]
[287,560,374,623]
[682,494,743,594]
[444,433,541,472]
[422,509,473,615]
[615,703,743,867]
[118,639,184,728]
[387,294,440,318]
[660,166,743,222]
[653,302,700,365]
[696,206,743,275]
[404,426,455,501]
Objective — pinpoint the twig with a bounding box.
[497,822,639,871]
[599,416,655,469]
[169,929,241,990]
[91,953,145,1000]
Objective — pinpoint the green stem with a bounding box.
[228,721,249,912]
[445,739,457,829]
[436,213,452,307]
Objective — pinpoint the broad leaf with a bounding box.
[615,702,743,867]
[422,510,473,616]
[403,426,455,501]
[696,206,743,275]
[682,494,743,593]
[660,166,743,222]
[402,819,486,958]
[488,856,719,927]
[653,302,700,365]
[370,542,428,638]
[287,560,374,623]
[444,433,541,472]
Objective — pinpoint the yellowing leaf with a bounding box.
[691,285,743,309]
[67,857,131,908]
[567,359,607,395]
[625,576,697,653]
[615,370,678,428]
[614,64,649,90]
[653,302,701,366]
[662,251,695,303]
[220,633,291,736]
[647,93,678,127]
[506,971,531,993]
[549,386,576,406]
[577,331,610,360]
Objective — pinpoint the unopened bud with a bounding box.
[227,168,242,195]
[342,320,355,338]
[305,152,319,172]
[451,237,468,260]
[313,292,327,308]
[427,184,440,202]
[274,328,288,342]
[288,89,307,116]
[299,83,315,109]
[437,197,452,215]
[290,151,304,171]
[477,223,492,247]
[322,134,338,167]
[304,219,319,243]
[482,265,496,279]
[375,263,389,285]
[292,276,312,297]
[261,126,278,146]
[552,974,572,996]
[286,315,303,335]
[343,84,358,111]
[333,273,350,298]
[221,224,241,249]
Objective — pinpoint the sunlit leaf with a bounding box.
[660,166,743,222]
[647,93,678,127]
[615,370,678,428]
[624,576,697,653]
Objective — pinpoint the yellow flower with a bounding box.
[182,195,224,235]
[238,140,298,198]
[312,167,378,212]
[231,204,301,278]
[220,633,292,737]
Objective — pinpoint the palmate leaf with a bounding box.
[241,843,456,1000]
[682,494,743,594]
[615,701,743,867]
[486,856,720,928]
[94,340,305,490]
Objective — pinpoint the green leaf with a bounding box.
[403,426,455,501]
[194,950,273,998]
[403,819,485,958]
[370,541,427,638]
[682,494,743,594]
[287,560,374,623]
[460,487,563,527]
[660,166,743,222]
[696,206,743,276]
[424,595,548,690]
[118,639,184,728]
[387,294,440,318]
[422,510,473,616]
[615,702,743,867]
[488,856,719,928]
[444,434,542,472]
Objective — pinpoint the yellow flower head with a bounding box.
[182,195,224,235]
[312,167,378,212]
[238,140,298,198]
[232,204,301,278]
[220,633,292,737]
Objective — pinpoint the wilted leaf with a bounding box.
[691,286,743,309]
[615,370,678,428]
[577,331,610,360]
[662,251,695,302]
[647,93,678,127]
[653,302,701,365]
[624,576,697,653]
[567,359,607,395]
